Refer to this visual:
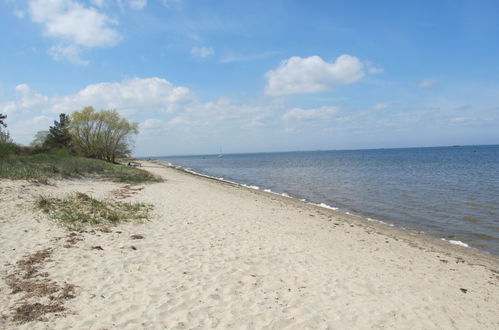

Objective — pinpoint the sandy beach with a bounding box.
[1,160,498,329]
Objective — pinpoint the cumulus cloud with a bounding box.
[28,0,122,64]
[1,78,196,118]
[282,106,339,121]
[0,77,271,144]
[265,55,365,96]
[11,84,49,111]
[419,78,438,88]
[55,77,196,115]
[191,46,215,58]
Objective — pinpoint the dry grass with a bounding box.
[36,192,152,230]
[6,249,77,323]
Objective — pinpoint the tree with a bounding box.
[44,113,72,151]
[0,113,6,128]
[31,130,49,149]
[70,107,138,162]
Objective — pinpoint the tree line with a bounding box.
[0,107,138,162]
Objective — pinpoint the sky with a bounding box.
[0,0,498,156]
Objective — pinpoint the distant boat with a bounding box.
[217,146,224,158]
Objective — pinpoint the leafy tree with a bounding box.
[44,113,72,151]
[70,107,138,162]
[31,130,49,148]
[0,113,6,128]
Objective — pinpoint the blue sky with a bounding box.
[1,0,498,156]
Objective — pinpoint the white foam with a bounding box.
[281,193,291,198]
[367,217,395,227]
[243,184,259,190]
[441,238,469,248]
[263,189,272,193]
[315,203,338,210]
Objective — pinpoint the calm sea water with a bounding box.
[156,145,499,255]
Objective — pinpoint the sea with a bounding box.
[155,145,499,256]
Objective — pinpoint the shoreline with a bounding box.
[155,159,497,260]
[1,160,498,328]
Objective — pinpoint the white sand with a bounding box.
[1,161,498,329]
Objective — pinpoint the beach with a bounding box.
[1,160,498,329]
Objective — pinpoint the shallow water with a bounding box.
[156,145,499,255]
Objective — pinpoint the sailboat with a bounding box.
[217,146,224,158]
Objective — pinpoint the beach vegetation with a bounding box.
[0,153,162,184]
[36,192,152,229]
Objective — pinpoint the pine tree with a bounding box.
[44,113,72,151]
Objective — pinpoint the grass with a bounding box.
[0,153,162,184]
[36,192,152,230]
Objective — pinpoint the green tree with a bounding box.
[44,113,72,151]
[70,107,138,162]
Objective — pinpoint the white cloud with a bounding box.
[2,78,196,118]
[9,115,53,136]
[419,78,438,88]
[28,0,122,64]
[1,77,273,147]
[54,77,197,115]
[282,106,339,121]
[191,46,215,58]
[48,44,89,65]
[128,0,147,9]
[373,103,389,110]
[14,84,49,110]
[265,55,365,96]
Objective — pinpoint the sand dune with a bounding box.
[1,161,498,329]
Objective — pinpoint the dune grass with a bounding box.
[36,192,152,230]
[0,153,161,184]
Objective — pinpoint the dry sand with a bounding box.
[1,160,498,329]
